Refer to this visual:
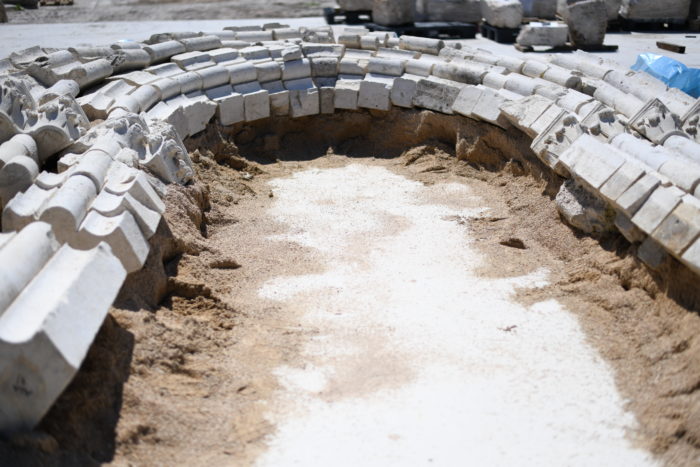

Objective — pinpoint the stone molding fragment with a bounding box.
[36,80,80,106]
[531,111,584,173]
[39,174,97,244]
[0,242,126,432]
[555,178,615,234]
[0,134,38,169]
[0,155,39,208]
[580,105,626,141]
[611,133,672,171]
[0,77,90,163]
[629,98,685,144]
[75,210,149,273]
[558,133,626,190]
[104,164,166,215]
[499,95,555,137]
[681,100,700,143]
[2,184,57,233]
[0,222,59,314]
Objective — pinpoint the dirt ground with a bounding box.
[1,109,700,466]
[2,0,331,24]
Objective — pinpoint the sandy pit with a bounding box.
[1,110,700,466]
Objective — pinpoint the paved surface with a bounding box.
[1,18,698,69]
[253,164,657,466]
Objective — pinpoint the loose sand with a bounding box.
[2,111,700,466]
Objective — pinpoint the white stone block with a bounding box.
[651,195,700,258]
[433,62,496,85]
[631,185,685,235]
[243,90,271,122]
[390,74,423,108]
[0,242,126,432]
[398,35,444,55]
[481,0,523,28]
[145,62,184,78]
[367,58,404,76]
[319,87,335,114]
[334,80,361,110]
[227,62,258,85]
[615,172,663,216]
[499,95,553,136]
[180,35,222,52]
[413,76,463,114]
[130,85,161,113]
[310,58,339,77]
[281,46,303,62]
[559,134,626,189]
[358,73,394,111]
[482,72,508,90]
[610,133,672,171]
[516,21,568,47]
[285,79,320,117]
[681,236,700,275]
[566,0,607,47]
[195,65,230,89]
[240,46,270,61]
[173,71,204,94]
[620,0,690,21]
[256,61,282,83]
[209,48,240,64]
[180,95,217,135]
[599,160,646,203]
[281,59,312,81]
[144,40,187,63]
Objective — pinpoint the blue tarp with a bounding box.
[632,53,700,98]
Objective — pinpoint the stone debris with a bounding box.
[516,22,569,47]
[1,22,700,434]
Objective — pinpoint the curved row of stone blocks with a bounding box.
[0,22,699,432]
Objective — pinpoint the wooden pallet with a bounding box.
[619,17,688,31]
[366,21,477,39]
[323,7,372,25]
[515,43,619,53]
[480,22,520,43]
